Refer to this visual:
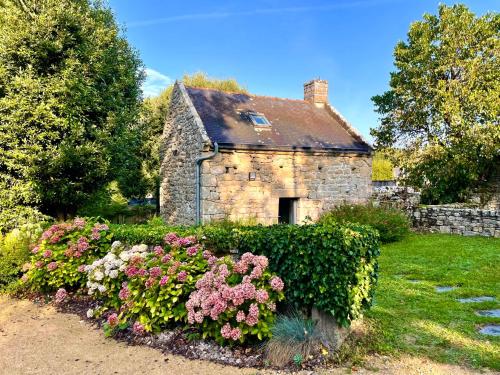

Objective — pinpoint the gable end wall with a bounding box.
[159,82,211,225]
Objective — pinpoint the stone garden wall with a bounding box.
[413,206,500,237]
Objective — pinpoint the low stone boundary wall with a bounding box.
[413,206,500,237]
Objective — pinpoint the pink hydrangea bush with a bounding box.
[117,234,210,333]
[21,218,111,291]
[186,252,285,344]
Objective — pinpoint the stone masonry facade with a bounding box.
[200,150,372,224]
[413,206,500,237]
[160,82,372,225]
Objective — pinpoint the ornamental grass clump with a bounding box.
[265,313,321,367]
[22,218,111,291]
[186,252,285,344]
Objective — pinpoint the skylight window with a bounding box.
[248,112,271,127]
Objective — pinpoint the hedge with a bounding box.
[111,221,380,327]
[235,223,379,327]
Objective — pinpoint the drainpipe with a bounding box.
[195,142,219,225]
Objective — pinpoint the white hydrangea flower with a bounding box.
[109,270,119,279]
[97,284,107,293]
[119,252,131,262]
[111,241,122,249]
[93,270,104,281]
[86,309,94,318]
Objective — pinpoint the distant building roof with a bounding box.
[185,86,371,153]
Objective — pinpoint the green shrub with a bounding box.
[235,222,380,327]
[0,223,45,290]
[84,231,284,344]
[110,223,195,245]
[23,218,112,291]
[110,220,240,254]
[266,312,320,367]
[319,204,410,243]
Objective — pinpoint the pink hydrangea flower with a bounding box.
[220,323,232,339]
[145,277,155,288]
[154,246,164,256]
[236,310,246,322]
[31,246,40,254]
[231,327,242,341]
[119,286,130,300]
[55,288,67,304]
[177,270,187,282]
[21,274,28,283]
[159,275,169,286]
[164,233,179,245]
[43,250,53,258]
[73,217,86,229]
[47,262,58,271]
[132,321,145,335]
[186,246,199,256]
[256,289,269,303]
[35,260,44,269]
[77,265,86,272]
[125,266,139,278]
[107,313,118,327]
[202,250,212,259]
[149,266,162,278]
[267,301,277,311]
[161,254,172,263]
[137,268,148,277]
[77,237,89,252]
[270,276,284,291]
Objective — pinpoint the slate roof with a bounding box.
[185,86,371,153]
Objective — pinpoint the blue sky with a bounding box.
[108,0,498,140]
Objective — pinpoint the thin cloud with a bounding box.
[141,68,172,98]
[128,0,402,27]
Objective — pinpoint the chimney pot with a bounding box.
[304,79,328,106]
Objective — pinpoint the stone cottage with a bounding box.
[160,79,373,225]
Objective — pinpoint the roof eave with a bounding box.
[215,142,372,155]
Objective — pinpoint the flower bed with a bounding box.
[19,218,380,368]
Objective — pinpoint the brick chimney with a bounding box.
[304,79,328,107]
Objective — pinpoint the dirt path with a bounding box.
[0,296,494,375]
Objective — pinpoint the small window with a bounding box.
[248,112,271,127]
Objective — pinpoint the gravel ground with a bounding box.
[0,295,494,375]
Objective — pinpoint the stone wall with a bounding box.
[372,185,421,213]
[413,206,499,237]
[200,149,372,224]
[159,83,210,225]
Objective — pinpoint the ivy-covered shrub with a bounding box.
[235,222,380,327]
[22,218,112,291]
[186,252,285,344]
[319,204,410,243]
[0,223,44,290]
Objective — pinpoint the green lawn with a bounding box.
[365,233,500,370]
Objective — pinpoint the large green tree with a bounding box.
[0,0,144,222]
[371,4,499,203]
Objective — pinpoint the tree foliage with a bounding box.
[371,5,499,203]
[0,0,144,221]
[372,152,394,181]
